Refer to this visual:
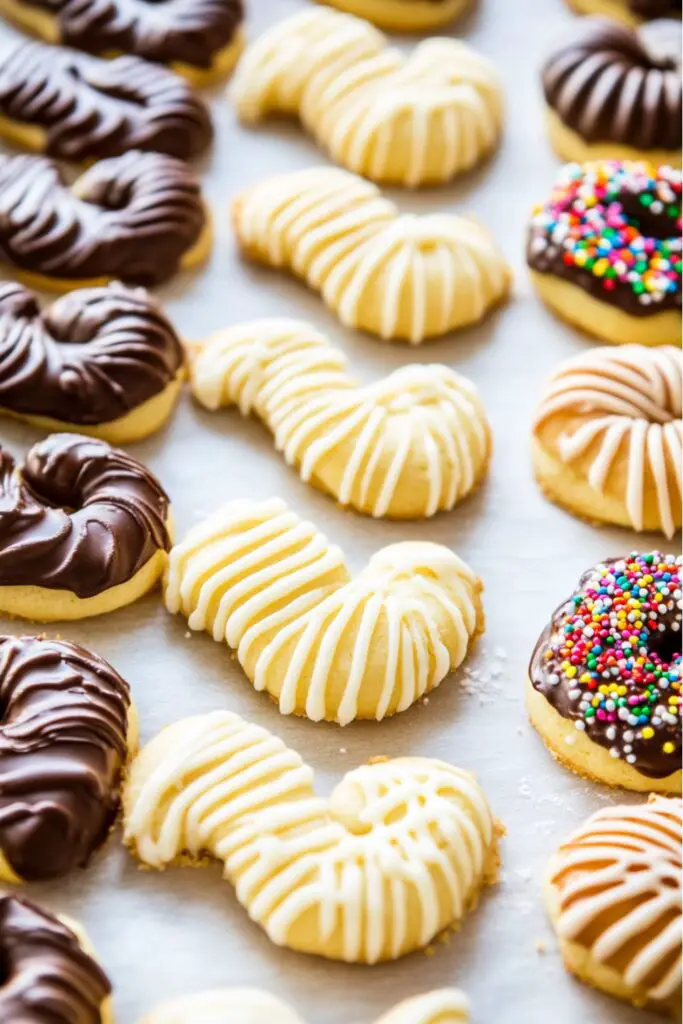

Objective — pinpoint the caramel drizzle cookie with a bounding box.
[0,635,134,882]
[233,166,510,344]
[533,344,682,536]
[0,42,213,163]
[0,895,112,1022]
[0,282,185,444]
[546,795,682,1015]
[124,709,500,962]
[529,552,681,793]
[142,989,471,1024]
[190,320,490,519]
[542,18,682,164]
[0,0,245,86]
[0,433,172,620]
[0,151,209,290]
[165,498,484,724]
[232,8,503,188]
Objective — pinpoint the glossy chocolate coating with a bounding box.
[0,282,184,426]
[0,895,110,1021]
[0,433,170,598]
[0,151,206,287]
[0,635,131,881]
[543,18,682,151]
[529,557,681,779]
[28,0,243,71]
[0,43,212,162]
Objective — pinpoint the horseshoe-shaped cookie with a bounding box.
[0,151,210,290]
[143,989,471,1023]
[232,167,510,343]
[0,282,185,443]
[124,709,499,962]
[0,42,213,163]
[165,497,483,724]
[0,433,171,621]
[232,9,502,188]
[0,0,245,86]
[191,320,490,519]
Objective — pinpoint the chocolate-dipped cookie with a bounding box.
[528,553,682,793]
[0,151,210,290]
[527,160,682,345]
[566,0,681,27]
[0,635,134,882]
[0,895,112,1022]
[0,282,185,443]
[0,0,244,86]
[0,42,213,163]
[543,19,682,165]
[0,433,172,620]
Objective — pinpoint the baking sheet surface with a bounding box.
[0,1,672,1021]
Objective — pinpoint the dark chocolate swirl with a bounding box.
[0,894,111,1021]
[530,555,681,780]
[21,0,243,72]
[0,282,184,427]
[0,42,212,162]
[0,151,206,287]
[0,433,170,598]
[0,635,131,881]
[543,18,682,151]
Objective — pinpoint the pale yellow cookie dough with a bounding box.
[317,0,470,31]
[545,107,682,170]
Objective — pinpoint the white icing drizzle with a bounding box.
[164,498,483,724]
[231,8,502,188]
[534,344,682,537]
[548,796,682,1004]
[190,319,490,518]
[124,709,495,963]
[232,166,510,344]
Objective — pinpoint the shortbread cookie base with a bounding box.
[529,269,681,346]
[544,108,682,170]
[531,436,679,536]
[317,0,470,30]
[60,916,114,1024]
[564,0,642,27]
[526,677,682,794]
[0,372,185,446]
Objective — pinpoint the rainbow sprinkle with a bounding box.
[544,553,681,764]
[529,161,682,306]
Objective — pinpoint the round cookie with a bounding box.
[124,710,500,963]
[0,42,213,162]
[0,282,186,444]
[532,344,682,537]
[543,19,682,166]
[0,433,172,621]
[527,160,681,345]
[545,795,682,1016]
[565,0,681,27]
[0,635,135,882]
[0,0,244,86]
[316,0,471,31]
[0,894,113,1022]
[0,151,210,290]
[528,552,681,793]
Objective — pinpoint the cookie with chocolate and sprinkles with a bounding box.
[528,552,681,793]
[527,160,681,346]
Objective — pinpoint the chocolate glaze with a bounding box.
[630,0,681,19]
[0,433,170,598]
[529,557,681,779]
[0,282,184,427]
[0,42,212,162]
[26,0,243,71]
[0,894,110,1021]
[543,19,682,151]
[0,635,130,881]
[0,151,206,287]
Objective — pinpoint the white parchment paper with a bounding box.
[0,1,672,1021]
